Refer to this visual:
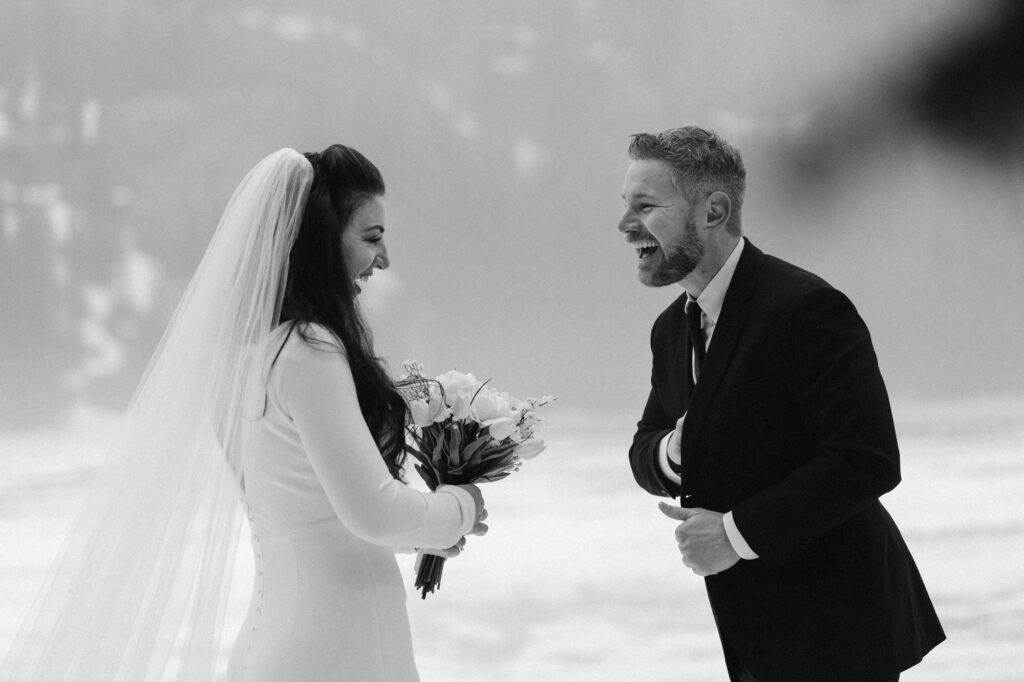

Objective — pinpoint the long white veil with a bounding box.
[1,149,314,680]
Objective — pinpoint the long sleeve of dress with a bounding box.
[272,326,476,549]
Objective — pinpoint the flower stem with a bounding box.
[414,554,446,599]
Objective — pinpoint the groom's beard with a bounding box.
[642,217,703,287]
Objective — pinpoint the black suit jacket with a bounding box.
[630,241,944,680]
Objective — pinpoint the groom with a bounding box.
[620,127,944,681]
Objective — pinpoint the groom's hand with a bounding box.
[658,502,740,576]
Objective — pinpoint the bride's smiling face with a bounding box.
[342,195,389,294]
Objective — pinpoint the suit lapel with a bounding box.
[679,241,764,474]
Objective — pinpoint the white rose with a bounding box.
[484,417,517,442]
[436,370,479,401]
[426,388,450,423]
[409,399,433,427]
[515,438,546,460]
[450,394,473,421]
[471,389,510,422]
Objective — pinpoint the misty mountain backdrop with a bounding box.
[3,0,1023,429]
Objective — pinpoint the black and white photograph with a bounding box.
[2,2,1022,680]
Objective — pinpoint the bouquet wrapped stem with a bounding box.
[398,362,552,599]
[414,550,446,598]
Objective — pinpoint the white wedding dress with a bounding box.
[226,323,475,682]
[2,150,461,681]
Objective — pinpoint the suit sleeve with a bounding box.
[629,320,682,498]
[731,287,900,569]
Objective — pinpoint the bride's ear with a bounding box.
[704,191,731,229]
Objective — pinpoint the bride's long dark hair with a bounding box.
[280,144,408,479]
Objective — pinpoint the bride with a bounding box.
[2,145,486,681]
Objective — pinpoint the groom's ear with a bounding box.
[704,191,731,229]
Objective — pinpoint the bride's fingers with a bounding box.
[419,543,461,559]
[469,521,489,536]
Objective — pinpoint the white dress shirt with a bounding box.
[657,238,759,560]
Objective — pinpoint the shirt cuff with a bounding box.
[723,511,759,560]
[658,432,681,485]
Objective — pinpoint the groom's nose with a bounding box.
[618,210,638,234]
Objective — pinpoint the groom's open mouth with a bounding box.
[633,238,659,261]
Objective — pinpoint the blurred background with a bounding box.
[2,1,1023,680]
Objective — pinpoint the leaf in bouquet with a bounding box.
[415,463,439,491]
[460,434,492,467]
[446,427,463,466]
[475,470,513,483]
[403,435,428,459]
[430,430,464,485]
[460,444,487,475]
[448,445,490,478]
[419,425,441,458]
[484,452,518,471]
[478,442,519,464]
[406,449,429,471]
[430,431,449,468]
[483,459,514,476]
[447,461,473,478]
[456,446,513,483]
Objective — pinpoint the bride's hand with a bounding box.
[417,484,489,562]
[419,537,467,559]
[417,510,487,561]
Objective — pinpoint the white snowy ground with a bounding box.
[1,398,1022,681]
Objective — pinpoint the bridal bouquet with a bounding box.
[397,361,553,598]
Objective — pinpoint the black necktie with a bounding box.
[686,298,706,384]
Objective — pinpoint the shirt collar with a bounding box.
[692,237,745,324]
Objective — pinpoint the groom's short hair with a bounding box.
[628,126,746,233]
